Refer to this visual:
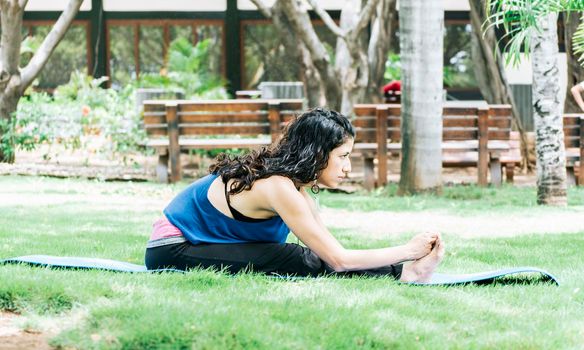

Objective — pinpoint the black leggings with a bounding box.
[145,241,403,279]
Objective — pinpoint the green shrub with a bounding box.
[9,37,230,162]
[137,38,229,99]
[12,72,147,163]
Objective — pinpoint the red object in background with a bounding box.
[382,80,401,94]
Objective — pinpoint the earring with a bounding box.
[310,180,320,194]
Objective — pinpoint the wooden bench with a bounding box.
[142,99,304,183]
[352,103,521,189]
[563,114,584,186]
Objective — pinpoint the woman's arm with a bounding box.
[299,187,328,232]
[261,177,437,272]
[571,84,584,112]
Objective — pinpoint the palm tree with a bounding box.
[531,13,567,205]
[486,1,574,205]
[397,0,443,194]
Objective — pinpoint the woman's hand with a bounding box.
[405,232,440,260]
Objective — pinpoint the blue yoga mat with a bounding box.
[0,255,559,286]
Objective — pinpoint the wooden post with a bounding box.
[225,0,241,95]
[268,102,282,144]
[363,157,375,190]
[477,107,489,186]
[376,106,389,187]
[567,166,576,186]
[156,151,169,184]
[579,116,584,186]
[489,154,502,187]
[505,164,514,183]
[166,102,181,183]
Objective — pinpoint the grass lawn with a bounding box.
[1,175,584,349]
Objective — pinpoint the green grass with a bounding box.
[320,183,584,213]
[1,175,584,349]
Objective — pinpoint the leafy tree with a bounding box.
[0,0,83,162]
[137,38,228,99]
[251,0,396,115]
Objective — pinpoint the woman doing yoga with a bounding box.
[145,107,445,282]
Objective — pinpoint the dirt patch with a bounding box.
[1,146,537,186]
[320,207,584,238]
[0,312,52,350]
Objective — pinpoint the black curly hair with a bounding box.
[209,107,355,194]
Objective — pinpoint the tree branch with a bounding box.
[249,0,272,18]
[367,0,396,101]
[305,0,345,38]
[20,0,83,91]
[279,0,331,67]
[353,0,382,37]
[278,0,341,107]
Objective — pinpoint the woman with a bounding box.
[145,108,445,282]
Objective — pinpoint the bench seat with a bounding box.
[146,138,272,152]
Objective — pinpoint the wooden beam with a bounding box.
[579,116,584,186]
[166,102,181,183]
[376,106,388,186]
[89,0,107,79]
[225,0,241,95]
[477,106,489,186]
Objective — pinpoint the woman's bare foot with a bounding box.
[400,238,445,283]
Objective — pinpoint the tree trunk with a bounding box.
[366,0,397,104]
[278,0,343,110]
[563,12,584,113]
[299,45,325,107]
[0,0,25,163]
[531,13,567,206]
[469,0,531,170]
[398,0,443,195]
[336,0,368,116]
[257,0,381,113]
[0,91,20,163]
[270,1,323,107]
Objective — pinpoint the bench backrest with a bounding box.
[143,99,304,143]
[563,114,583,150]
[353,104,513,144]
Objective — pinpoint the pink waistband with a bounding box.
[150,217,183,241]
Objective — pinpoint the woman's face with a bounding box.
[318,137,354,188]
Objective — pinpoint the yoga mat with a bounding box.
[1,255,559,286]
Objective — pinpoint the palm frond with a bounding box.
[572,14,584,64]
[484,0,539,65]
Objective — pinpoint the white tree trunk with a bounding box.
[367,0,397,103]
[336,0,357,115]
[398,0,443,194]
[531,13,567,206]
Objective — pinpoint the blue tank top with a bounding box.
[164,174,290,244]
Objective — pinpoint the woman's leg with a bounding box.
[145,241,329,276]
[145,241,403,279]
[400,238,445,283]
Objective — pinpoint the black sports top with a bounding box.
[224,181,271,223]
